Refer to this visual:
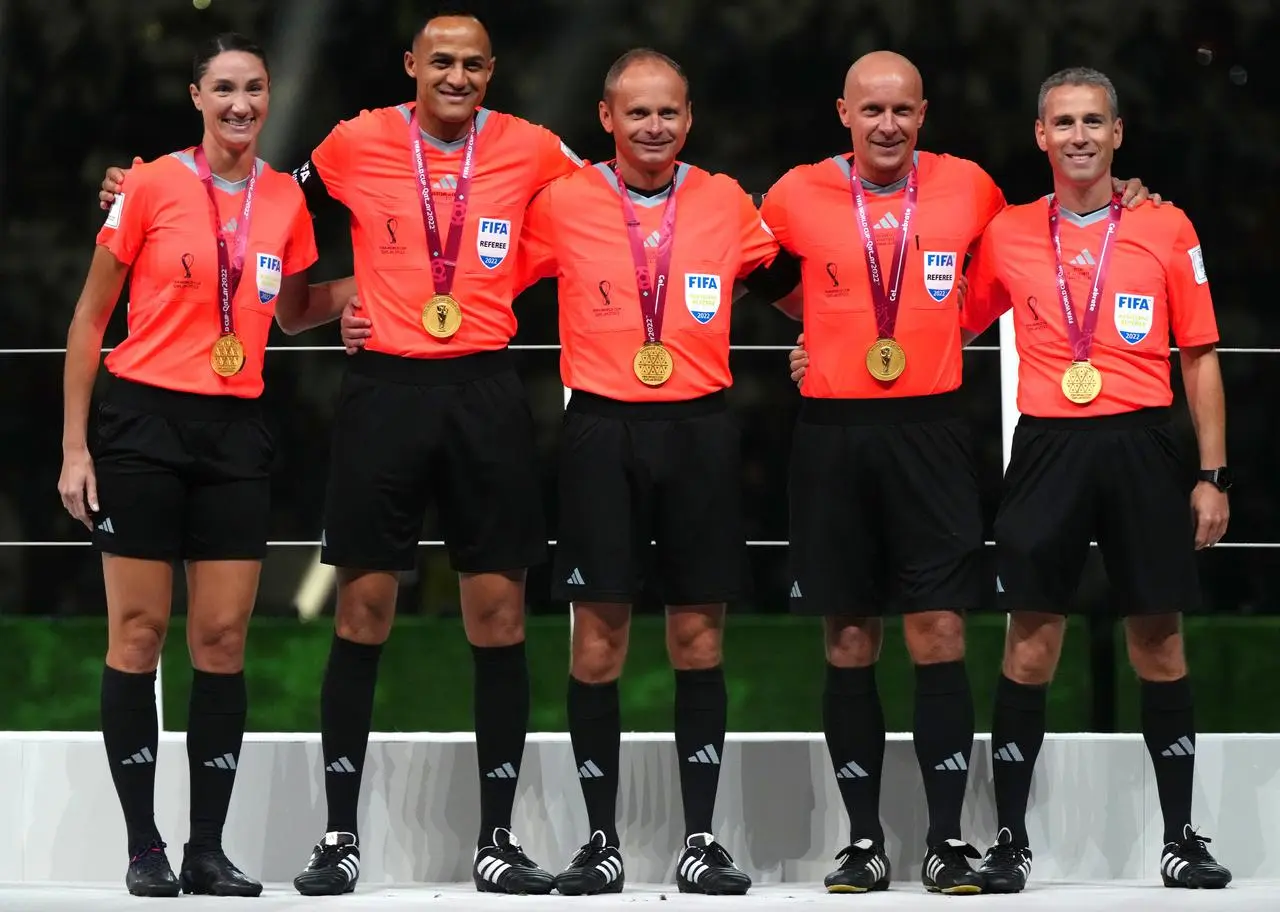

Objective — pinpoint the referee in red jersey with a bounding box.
[768,51,1155,895]
[59,33,342,897]
[959,67,1232,894]
[507,49,799,896]
[102,13,584,895]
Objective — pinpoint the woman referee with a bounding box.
[57,33,327,897]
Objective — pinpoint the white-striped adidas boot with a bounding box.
[1160,825,1232,889]
[292,832,360,896]
[554,830,625,895]
[824,838,891,893]
[676,833,752,895]
[977,828,1032,893]
[472,827,555,895]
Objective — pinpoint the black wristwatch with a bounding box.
[1197,467,1233,492]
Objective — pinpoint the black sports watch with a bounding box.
[1197,467,1233,492]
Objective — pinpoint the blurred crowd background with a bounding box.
[0,0,1275,730]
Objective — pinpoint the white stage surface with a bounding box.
[3,881,1277,910]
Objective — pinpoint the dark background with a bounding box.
[1,0,1276,625]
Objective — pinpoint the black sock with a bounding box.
[823,663,885,844]
[567,676,620,846]
[913,660,975,847]
[990,675,1047,847]
[473,642,530,847]
[1140,676,1196,844]
[186,670,247,854]
[674,667,727,838]
[101,666,161,856]
[320,635,383,839]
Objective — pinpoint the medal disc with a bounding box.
[422,294,463,338]
[865,338,907,381]
[1061,360,1103,404]
[210,333,246,378]
[633,342,674,387]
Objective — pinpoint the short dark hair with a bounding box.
[603,48,689,103]
[1037,67,1119,120]
[192,33,269,85]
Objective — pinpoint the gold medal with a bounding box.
[633,342,674,386]
[422,293,463,338]
[1061,360,1103,404]
[866,338,906,381]
[210,333,246,378]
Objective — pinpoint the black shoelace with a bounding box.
[130,840,169,868]
[834,843,877,868]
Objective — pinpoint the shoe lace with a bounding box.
[834,843,877,870]
[494,841,537,869]
[130,839,169,868]
[936,841,981,866]
[314,841,349,863]
[568,840,608,869]
[1176,830,1214,863]
[697,840,736,869]
[984,842,1025,868]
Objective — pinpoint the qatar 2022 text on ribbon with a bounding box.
[1050,193,1123,404]
[850,161,917,382]
[614,163,680,387]
[409,111,478,339]
[194,145,257,378]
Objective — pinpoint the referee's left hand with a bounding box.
[1191,481,1229,549]
[58,448,99,531]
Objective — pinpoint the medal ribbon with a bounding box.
[193,146,257,337]
[850,161,917,340]
[409,110,478,298]
[614,163,680,345]
[1049,194,1123,361]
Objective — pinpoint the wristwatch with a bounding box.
[1197,467,1233,492]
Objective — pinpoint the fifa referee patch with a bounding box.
[684,273,722,324]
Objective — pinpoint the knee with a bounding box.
[824,616,882,667]
[667,616,723,671]
[188,615,249,673]
[1003,624,1065,686]
[1126,617,1186,681]
[904,610,966,664]
[108,612,168,672]
[335,587,396,645]
[460,572,526,648]
[572,629,626,683]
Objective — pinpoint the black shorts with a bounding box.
[91,376,273,562]
[995,408,1199,616]
[788,391,983,616]
[320,350,545,574]
[551,391,747,605]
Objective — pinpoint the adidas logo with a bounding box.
[326,756,357,773]
[789,581,802,598]
[934,751,968,772]
[643,230,662,248]
[566,568,585,586]
[222,217,237,234]
[485,762,518,780]
[835,760,868,779]
[203,752,237,770]
[121,747,154,766]
[1161,736,1195,758]
[874,212,901,230]
[687,744,720,765]
[578,759,605,779]
[96,517,115,534]
[993,742,1025,762]
[1070,248,1097,267]
[432,174,459,191]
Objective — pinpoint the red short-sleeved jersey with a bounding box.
[963,197,1218,417]
[760,151,1006,399]
[97,150,317,398]
[515,163,778,401]
[309,104,583,358]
